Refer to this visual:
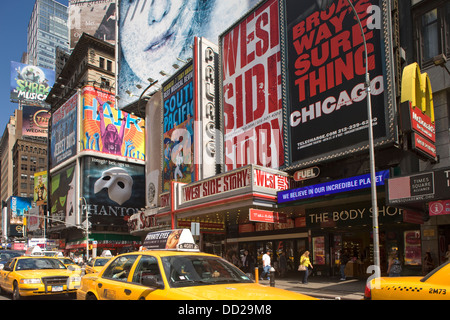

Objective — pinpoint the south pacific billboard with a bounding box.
[10,61,55,105]
[81,156,145,226]
[280,0,395,168]
[117,0,260,109]
[81,86,145,160]
[21,105,51,138]
[220,0,284,171]
[162,63,195,192]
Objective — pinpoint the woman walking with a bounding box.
[298,251,313,284]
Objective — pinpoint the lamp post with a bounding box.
[345,0,380,271]
[80,197,90,261]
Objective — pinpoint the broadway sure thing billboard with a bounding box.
[280,0,396,168]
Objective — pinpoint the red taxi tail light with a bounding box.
[364,282,371,300]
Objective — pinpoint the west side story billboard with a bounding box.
[280,0,396,168]
[117,0,260,109]
[220,0,284,171]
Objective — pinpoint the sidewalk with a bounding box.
[257,275,367,300]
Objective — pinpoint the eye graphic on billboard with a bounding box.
[280,0,395,167]
[50,92,78,168]
[162,63,195,192]
[220,0,284,171]
[10,61,55,105]
[82,156,145,226]
[81,86,145,160]
[117,0,260,109]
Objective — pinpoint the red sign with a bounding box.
[413,132,437,160]
[429,200,450,216]
[249,209,286,224]
[254,169,290,190]
[293,166,320,181]
[403,210,424,224]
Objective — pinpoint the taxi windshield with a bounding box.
[94,258,110,267]
[162,255,252,288]
[16,258,66,271]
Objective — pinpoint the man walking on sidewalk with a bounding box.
[262,250,271,280]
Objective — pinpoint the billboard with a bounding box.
[50,163,77,227]
[50,92,78,168]
[10,61,55,105]
[162,63,195,192]
[220,0,284,171]
[81,156,145,226]
[280,0,395,168]
[81,86,145,160]
[34,171,48,205]
[69,0,116,48]
[8,196,33,225]
[117,0,260,109]
[21,105,51,138]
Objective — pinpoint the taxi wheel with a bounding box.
[86,292,97,300]
[12,282,21,300]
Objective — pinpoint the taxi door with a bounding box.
[96,254,167,300]
[0,259,17,292]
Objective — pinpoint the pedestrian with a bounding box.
[261,250,271,280]
[445,244,450,263]
[298,251,313,284]
[387,250,402,277]
[422,251,434,275]
[241,250,254,274]
[339,250,350,281]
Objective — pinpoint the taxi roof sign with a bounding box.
[142,229,199,252]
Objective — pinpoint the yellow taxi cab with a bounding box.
[84,256,112,274]
[0,253,81,300]
[364,261,450,300]
[58,257,82,275]
[77,229,316,300]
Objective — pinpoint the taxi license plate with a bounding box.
[52,286,63,292]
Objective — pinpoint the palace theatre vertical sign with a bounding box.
[281,0,395,167]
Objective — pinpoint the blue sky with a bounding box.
[0,0,68,132]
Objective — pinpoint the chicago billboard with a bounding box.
[220,0,284,171]
[81,86,145,160]
[81,156,145,226]
[117,0,260,109]
[280,0,396,168]
[10,61,55,105]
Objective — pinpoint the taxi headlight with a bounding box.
[20,278,41,284]
[70,276,81,282]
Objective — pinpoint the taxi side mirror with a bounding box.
[142,276,163,289]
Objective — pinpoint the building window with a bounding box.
[99,57,105,69]
[107,60,112,72]
[414,0,450,67]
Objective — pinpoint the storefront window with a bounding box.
[312,236,325,265]
[404,230,422,266]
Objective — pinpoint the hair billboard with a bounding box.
[220,0,284,171]
[81,86,145,160]
[280,0,395,168]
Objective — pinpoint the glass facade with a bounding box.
[27,0,69,70]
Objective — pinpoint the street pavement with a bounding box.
[258,275,367,300]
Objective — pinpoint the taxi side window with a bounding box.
[102,255,138,282]
[132,256,163,287]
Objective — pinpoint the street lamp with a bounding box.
[344,0,380,271]
[79,197,90,261]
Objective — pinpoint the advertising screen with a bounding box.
[162,63,195,192]
[8,196,33,225]
[69,0,116,48]
[81,156,145,226]
[34,171,48,205]
[10,61,55,105]
[281,0,394,167]
[81,86,145,160]
[220,0,284,171]
[50,92,78,168]
[50,163,77,227]
[117,0,260,109]
[21,105,51,138]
